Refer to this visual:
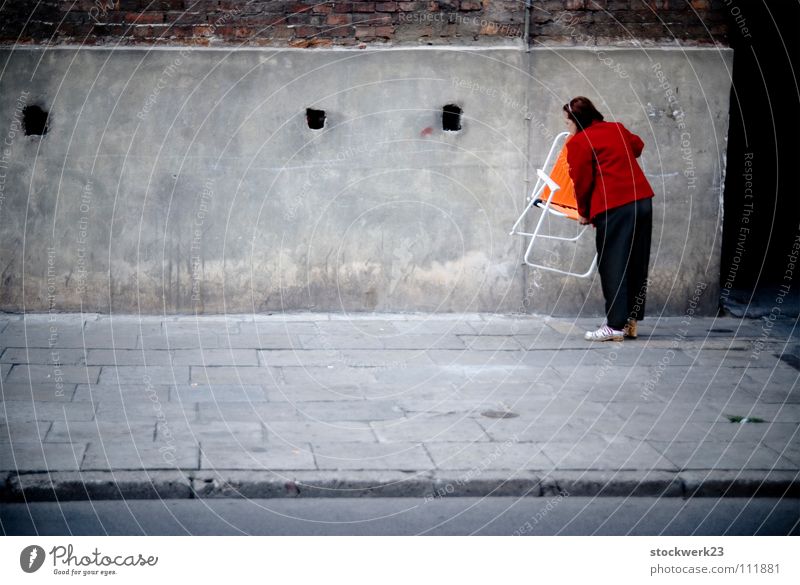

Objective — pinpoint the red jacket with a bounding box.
[565,121,654,221]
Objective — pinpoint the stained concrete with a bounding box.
[0,46,732,314]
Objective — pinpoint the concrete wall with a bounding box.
[0,46,732,315]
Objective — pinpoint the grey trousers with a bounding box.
[593,197,653,330]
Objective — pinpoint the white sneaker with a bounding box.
[584,324,624,342]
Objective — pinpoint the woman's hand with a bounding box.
[578,215,591,225]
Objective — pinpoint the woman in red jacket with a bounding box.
[563,96,654,342]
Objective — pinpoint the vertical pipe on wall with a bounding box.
[524,0,531,52]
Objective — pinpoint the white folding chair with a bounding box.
[509,131,597,278]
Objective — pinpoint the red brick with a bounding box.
[398,2,418,11]
[132,25,154,38]
[353,3,377,12]
[352,13,392,24]
[192,24,214,36]
[237,14,285,26]
[310,37,334,46]
[375,25,394,37]
[269,27,294,39]
[286,13,313,24]
[376,2,398,11]
[327,14,352,25]
[334,2,354,12]
[313,3,334,14]
[61,23,96,37]
[319,24,354,37]
[184,37,210,46]
[479,22,501,35]
[460,1,482,10]
[355,25,376,37]
[294,25,319,37]
[124,12,163,24]
[170,25,195,38]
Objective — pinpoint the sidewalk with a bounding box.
[1,312,798,501]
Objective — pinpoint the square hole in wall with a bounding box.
[306,108,326,130]
[442,104,462,132]
[23,105,49,136]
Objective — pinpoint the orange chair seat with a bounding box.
[533,146,581,221]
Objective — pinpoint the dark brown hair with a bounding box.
[563,96,604,131]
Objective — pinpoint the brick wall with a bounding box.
[0,1,730,48]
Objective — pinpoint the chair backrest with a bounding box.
[541,147,578,211]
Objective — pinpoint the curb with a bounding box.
[3,470,799,502]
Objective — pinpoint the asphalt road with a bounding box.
[2,497,798,535]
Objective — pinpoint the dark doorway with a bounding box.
[721,2,800,317]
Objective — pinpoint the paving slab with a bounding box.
[1,312,798,501]
[294,400,405,422]
[298,334,385,350]
[1,401,96,422]
[81,440,199,471]
[313,320,401,335]
[541,437,677,471]
[157,421,264,443]
[85,349,172,366]
[381,334,466,350]
[313,442,434,471]
[477,415,596,443]
[196,402,300,423]
[337,349,435,368]
[93,401,196,423]
[702,421,800,443]
[764,441,800,466]
[45,421,155,443]
[138,332,220,350]
[389,320,476,335]
[6,364,100,384]
[425,350,527,366]
[265,421,376,444]
[221,333,302,349]
[460,335,524,351]
[201,441,316,470]
[426,441,553,471]
[266,384,365,402]
[0,382,77,401]
[170,384,268,403]
[475,319,553,335]
[1,347,87,365]
[99,365,190,385]
[190,366,280,385]
[396,398,496,416]
[361,383,459,402]
[372,365,469,386]
[0,421,51,442]
[1,441,86,472]
[650,441,797,470]
[278,366,378,386]
[237,322,319,335]
[372,415,490,443]
[257,349,344,367]
[72,384,170,404]
[172,349,259,366]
